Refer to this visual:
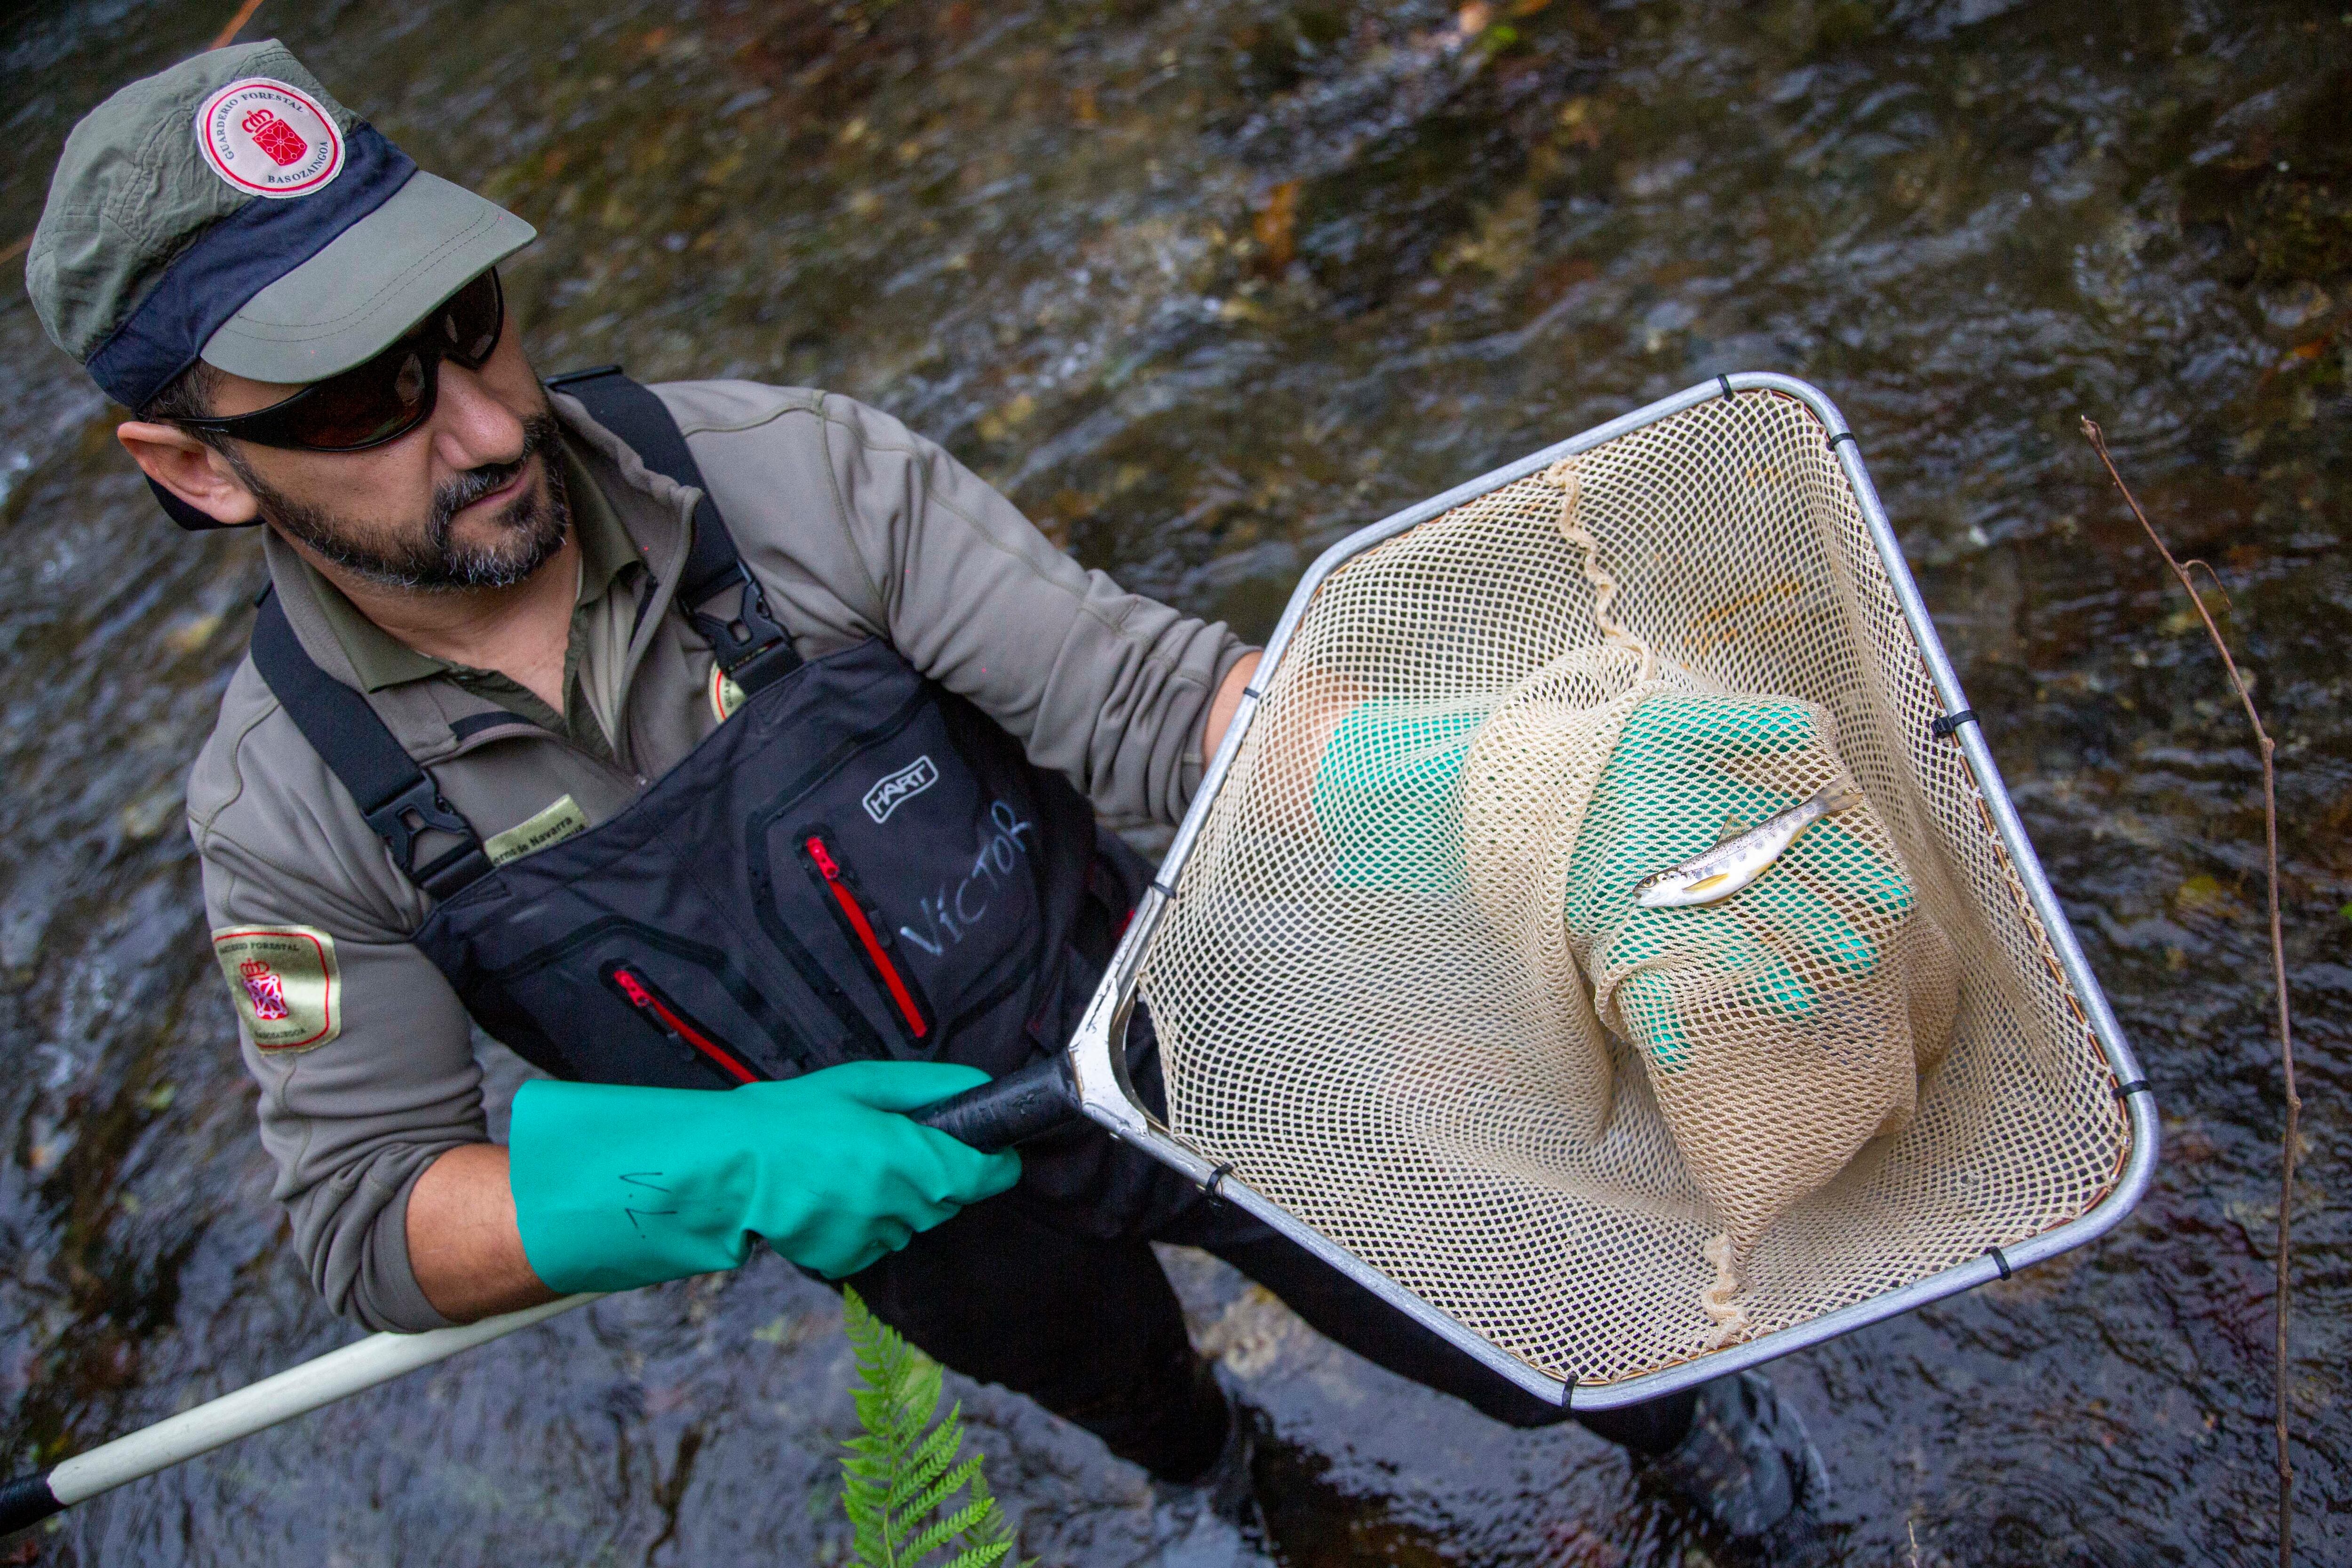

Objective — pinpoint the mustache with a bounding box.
[227,408,572,593]
[429,414,560,529]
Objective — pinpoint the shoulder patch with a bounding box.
[485,794,591,866]
[213,926,342,1051]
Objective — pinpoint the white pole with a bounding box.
[1,1293,601,1530]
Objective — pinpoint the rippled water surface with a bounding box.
[2,0,2348,1562]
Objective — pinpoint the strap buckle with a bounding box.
[688,565,797,696]
[364,775,486,886]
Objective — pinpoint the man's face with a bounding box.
[173,302,568,591]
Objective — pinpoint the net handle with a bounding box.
[906,1055,1079,1152]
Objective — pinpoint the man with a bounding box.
[29,40,1822,1547]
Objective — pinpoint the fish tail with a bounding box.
[1817,786,1866,814]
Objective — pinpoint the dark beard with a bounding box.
[235,414,573,591]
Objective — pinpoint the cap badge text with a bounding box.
[195,78,345,199]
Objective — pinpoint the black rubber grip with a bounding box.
[908,1056,1079,1153]
[0,1470,62,1536]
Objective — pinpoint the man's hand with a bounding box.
[1562,694,1913,1070]
[407,1064,1018,1321]
[1292,688,1914,1071]
[505,1063,1020,1297]
[1309,697,1483,894]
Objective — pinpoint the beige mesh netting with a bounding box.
[1136,390,2131,1388]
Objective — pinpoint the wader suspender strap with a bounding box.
[250,368,801,898]
[543,366,803,696]
[249,589,494,899]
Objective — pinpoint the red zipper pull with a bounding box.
[606,964,759,1084]
[803,834,930,1040]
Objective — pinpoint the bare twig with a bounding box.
[2082,418,2299,1567]
[207,0,268,50]
[2180,559,2236,615]
[3,0,271,268]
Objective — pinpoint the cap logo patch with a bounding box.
[194,78,344,199]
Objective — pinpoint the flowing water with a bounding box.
[1,0,2347,1562]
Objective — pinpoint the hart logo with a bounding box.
[238,959,290,1021]
[194,78,344,199]
[862,755,940,824]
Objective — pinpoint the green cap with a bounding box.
[27,40,535,410]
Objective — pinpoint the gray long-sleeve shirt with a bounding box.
[187,381,1250,1331]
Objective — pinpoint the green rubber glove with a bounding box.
[1310,691,1916,1073]
[1311,698,1484,896]
[1563,694,1914,1071]
[507,1061,1021,1292]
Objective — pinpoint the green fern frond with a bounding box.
[898,1493,991,1563]
[937,1547,1013,1568]
[839,1288,1034,1568]
[889,1418,967,1511]
[959,1472,1014,1551]
[894,1450,984,1537]
[936,1476,1014,1568]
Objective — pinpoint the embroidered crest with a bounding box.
[193,78,345,199]
[239,959,291,1021]
[862,755,940,825]
[213,926,342,1051]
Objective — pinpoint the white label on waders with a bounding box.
[194,79,346,199]
[862,755,939,824]
[484,794,590,867]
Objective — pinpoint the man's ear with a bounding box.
[116,422,261,526]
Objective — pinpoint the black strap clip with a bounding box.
[364,775,490,895]
[1930,708,1978,740]
[549,363,804,698]
[688,564,797,696]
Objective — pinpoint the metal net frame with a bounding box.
[1064,374,2156,1408]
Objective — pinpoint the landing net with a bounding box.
[1136,389,2130,1387]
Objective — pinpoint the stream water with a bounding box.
[1,0,2347,1562]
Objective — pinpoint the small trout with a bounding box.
[1632,787,1865,908]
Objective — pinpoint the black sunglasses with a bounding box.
[177,270,506,453]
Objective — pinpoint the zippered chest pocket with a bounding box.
[748,716,1045,1059]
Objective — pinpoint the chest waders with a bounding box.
[248,370,1143,1141]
